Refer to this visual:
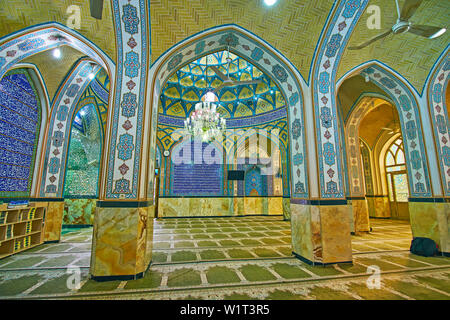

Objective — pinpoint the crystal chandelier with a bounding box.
[184,101,226,142]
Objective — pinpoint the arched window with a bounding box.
[385,138,408,202]
[0,69,42,197]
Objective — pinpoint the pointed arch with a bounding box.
[140,24,308,200]
[0,22,115,84]
[0,64,49,198]
[338,61,433,198]
[426,47,450,196]
[39,58,102,197]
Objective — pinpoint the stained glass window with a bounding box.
[0,69,41,197]
[385,138,409,202]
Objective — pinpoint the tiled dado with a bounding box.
[409,202,449,254]
[158,197,284,217]
[43,202,64,243]
[290,203,352,265]
[90,205,155,279]
[367,196,391,218]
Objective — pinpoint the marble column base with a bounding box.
[409,201,449,254]
[282,198,291,221]
[368,196,391,218]
[90,204,155,280]
[290,203,352,265]
[43,201,64,242]
[351,199,370,233]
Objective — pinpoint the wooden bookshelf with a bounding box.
[0,203,47,259]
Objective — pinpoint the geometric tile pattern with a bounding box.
[427,50,450,196]
[0,68,41,197]
[158,50,286,120]
[40,59,100,197]
[313,0,369,199]
[105,0,149,199]
[364,64,432,197]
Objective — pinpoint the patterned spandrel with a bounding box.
[0,69,40,195]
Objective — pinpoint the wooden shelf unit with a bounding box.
[0,203,47,259]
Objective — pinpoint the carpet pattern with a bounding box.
[0,217,448,300]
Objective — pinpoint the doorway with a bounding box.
[385,138,409,220]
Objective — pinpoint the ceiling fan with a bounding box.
[348,0,446,50]
[381,107,400,135]
[90,0,104,20]
[209,47,263,93]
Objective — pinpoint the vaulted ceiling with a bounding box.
[22,45,85,101]
[341,0,450,92]
[159,50,286,119]
[0,0,448,94]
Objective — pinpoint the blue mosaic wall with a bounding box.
[63,104,102,198]
[170,141,223,196]
[244,166,267,196]
[0,69,41,197]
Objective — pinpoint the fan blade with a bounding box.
[399,0,423,21]
[209,65,229,81]
[409,25,447,38]
[348,29,392,50]
[90,0,104,19]
[212,83,228,93]
[234,80,263,86]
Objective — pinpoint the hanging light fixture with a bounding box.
[184,54,227,142]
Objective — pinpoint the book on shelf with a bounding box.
[24,236,31,248]
[6,225,13,239]
[27,208,36,220]
[0,211,6,224]
[14,239,23,251]
[26,221,32,234]
[8,200,29,209]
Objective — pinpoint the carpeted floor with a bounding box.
[0,216,448,300]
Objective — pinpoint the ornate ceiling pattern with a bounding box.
[159,50,286,120]
[22,45,85,101]
[0,0,116,61]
